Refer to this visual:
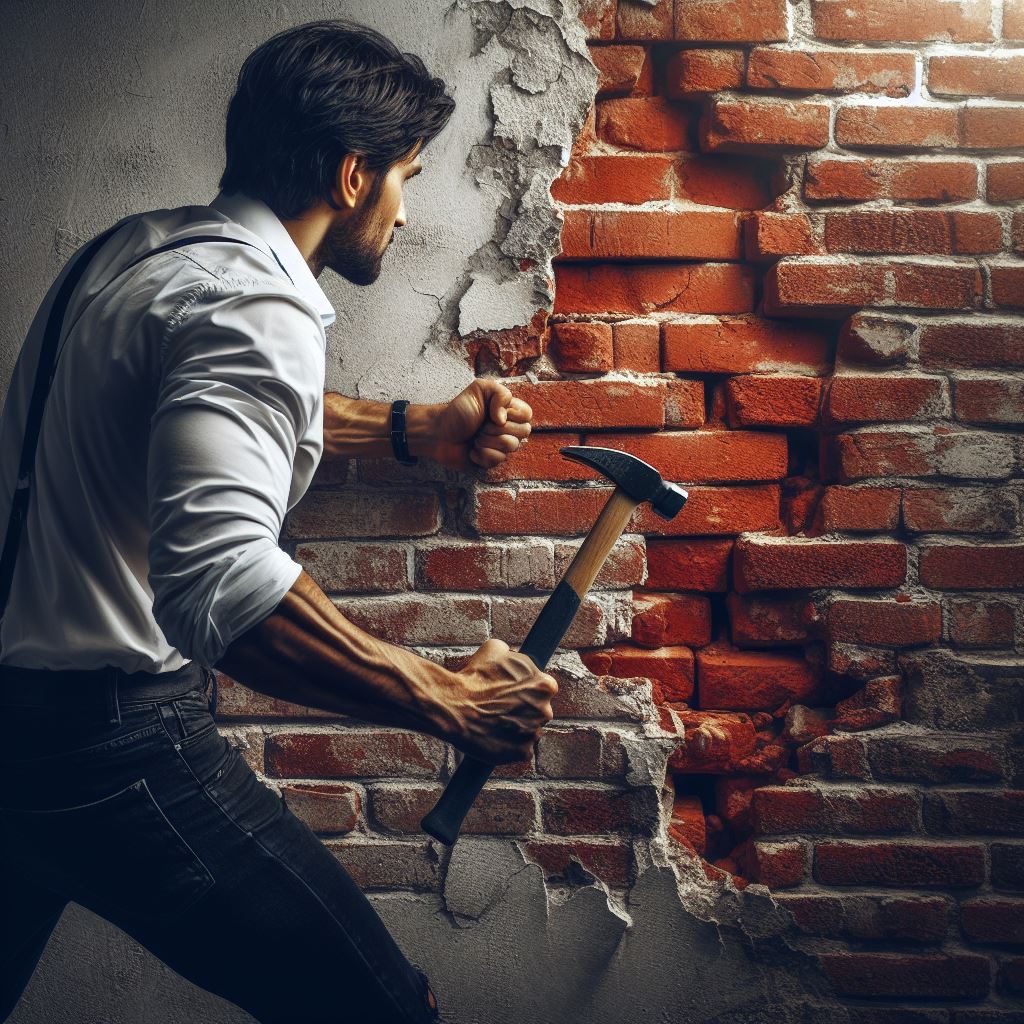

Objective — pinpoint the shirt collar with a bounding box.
[208,190,335,328]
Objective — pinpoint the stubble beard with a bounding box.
[318,200,386,286]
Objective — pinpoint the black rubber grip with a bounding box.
[420,580,581,845]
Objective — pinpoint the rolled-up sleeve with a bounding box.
[147,286,322,667]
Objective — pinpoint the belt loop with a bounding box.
[107,667,122,726]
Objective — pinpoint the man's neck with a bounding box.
[280,211,330,278]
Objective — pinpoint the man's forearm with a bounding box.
[322,392,441,463]
[213,568,457,738]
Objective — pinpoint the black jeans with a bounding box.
[0,661,440,1024]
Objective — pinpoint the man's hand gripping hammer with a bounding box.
[421,445,688,846]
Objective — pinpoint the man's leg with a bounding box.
[0,867,68,1021]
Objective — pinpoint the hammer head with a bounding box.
[560,446,687,520]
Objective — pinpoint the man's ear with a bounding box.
[332,152,371,210]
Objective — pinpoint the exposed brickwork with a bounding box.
[214,2,1024,1016]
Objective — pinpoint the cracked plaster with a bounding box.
[3,1,849,1020]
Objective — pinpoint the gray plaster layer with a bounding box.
[2,1,847,1021]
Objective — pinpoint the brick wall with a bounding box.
[218,0,1023,1017]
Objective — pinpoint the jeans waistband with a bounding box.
[0,660,217,724]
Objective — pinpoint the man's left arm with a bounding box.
[321,380,533,471]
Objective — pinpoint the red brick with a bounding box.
[669,794,707,854]
[370,783,536,835]
[715,776,761,832]
[675,0,788,41]
[663,316,832,373]
[929,54,1024,97]
[894,261,983,309]
[665,48,745,96]
[473,484,780,537]
[903,486,1017,534]
[992,843,1024,890]
[961,898,1024,944]
[550,321,613,373]
[508,379,666,430]
[774,893,950,942]
[597,96,696,151]
[733,839,809,887]
[835,428,1015,481]
[551,154,675,205]
[554,263,754,316]
[799,734,871,780]
[554,534,646,589]
[674,153,779,209]
[837,104,960,149]
[580,643,696,703]
[338,594,489,646]
[592,429,789,483]
[825,374,945,425]
[748,47,915,96]
[1009,0,1024,40]
[827,644,898,683]
[480,431,591,484]
[615,0,672,40]
[805,157,978,202]
[833,676,902,731]
[668,710,758,772]
[820,953,989,999]
[284,488,441,539]
[810,0,993,43]
[956,377,1024,424]
[924,279,992,334]
[727,593,816,647]
[991,264,1024,308]
[963,105,1024,149]
[664,379,707,428]
[753,785,919,836]
[612,320,660,372]
[953,211,1005,254]
[279,783,361,835]
[579,0,616,40]
[632,592,711,647]
[522,839,634,887]
[541,785,660,835]
[327,839,439,891]
[828,599,941,646]
[744,211,821,261]
[782,705,835,745]
[816,485,901,533]
[696,646,820,711]
[591,44,649,97]
[491,593,620,649]
[814,840,986,887]
[764,259,887,317]
[725,375,821,428]
[265,730,446,780]
[866,733,1007,784]
[987,160,1024,203]
[924,790,1024,835]
[415,540,555,590]
[824,209,1001,256]
[734,537,907,592]
[559,208,742,260]
[536,727,628,779]
[839,312,917,367]
[295,541,411,593]
[700,97,831,152]
[920,544,1024,590]
[646,538,733,591]
[947,599,1016,648]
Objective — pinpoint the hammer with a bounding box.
[420,445,688,846]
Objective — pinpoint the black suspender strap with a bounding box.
[0,228,288,625]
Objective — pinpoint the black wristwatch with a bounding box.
[390,399,419,465]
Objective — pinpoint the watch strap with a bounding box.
[390,399,419,465]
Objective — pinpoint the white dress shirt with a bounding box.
[0,191,333,673]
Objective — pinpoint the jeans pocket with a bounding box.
[0,777,216,922]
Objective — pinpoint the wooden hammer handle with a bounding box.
[420,489,638,846]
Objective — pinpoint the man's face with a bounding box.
[317,144,424,286]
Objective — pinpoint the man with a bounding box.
[0,18,557,1024]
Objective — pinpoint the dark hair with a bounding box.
[219,19,455,219]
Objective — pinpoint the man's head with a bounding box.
[219,19,454,283]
